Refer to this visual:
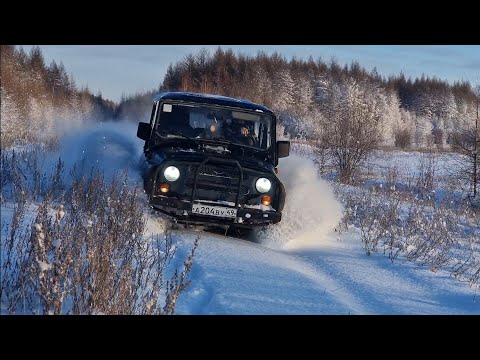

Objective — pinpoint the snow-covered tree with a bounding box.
[1,89,21,147]
[394,109,415,148]
[321,78,382,183]
[272,68,295,112]
[379,90,402,147]
[293,75,315,112]
[414,115,434,148]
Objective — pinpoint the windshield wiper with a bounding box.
[216,139,263,153]
[199,139,266,157]
[204,138,236,146]
[156,129,193,140]
[156,130,264,153]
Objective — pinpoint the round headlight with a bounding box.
[256,178,271,193]
[164,166,180,181]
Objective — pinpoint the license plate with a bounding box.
[191,204,237,218]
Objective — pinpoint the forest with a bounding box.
[1,45,115,148]
[117,48,478,152]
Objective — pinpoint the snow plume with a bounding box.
[57,120,144,185]
[256,154,343,250]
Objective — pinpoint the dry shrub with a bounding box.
[1,165,198,314]
[339,185,479,288]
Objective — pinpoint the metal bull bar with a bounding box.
[191,156,244,208]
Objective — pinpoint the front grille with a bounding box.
[191,165,247,180]
[185,178,249,195]
[200,166,238,179]
[186,163,250,196]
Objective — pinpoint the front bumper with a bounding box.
[150,195,281,227]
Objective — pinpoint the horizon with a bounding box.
[20,45,480,103]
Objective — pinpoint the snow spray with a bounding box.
[56,120,144,185]
[255,154,343,250]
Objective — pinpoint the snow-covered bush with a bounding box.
[1,166,198,315]
[338,183,479,287]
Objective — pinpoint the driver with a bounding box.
[203,113,220,139]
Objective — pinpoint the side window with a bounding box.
[149,102,159,129]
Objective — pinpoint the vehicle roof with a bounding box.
[153,92,274,115]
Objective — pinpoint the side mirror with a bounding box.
[137,122,151,141]
[277,141,290,158]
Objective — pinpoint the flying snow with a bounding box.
[56,121,144,185]
[256,154,343,250]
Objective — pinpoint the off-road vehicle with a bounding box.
[137,92,290,230]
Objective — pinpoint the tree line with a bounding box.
[152,47,477,150]
[1,45,115,148]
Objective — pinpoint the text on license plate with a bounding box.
[191,204,237,218]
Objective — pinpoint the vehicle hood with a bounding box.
[147,145,275,173]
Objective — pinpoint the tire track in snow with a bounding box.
[170,229,371,314]
[270,249,371,314]
[288,232,480,314]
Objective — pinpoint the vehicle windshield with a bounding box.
[156,102,273,150]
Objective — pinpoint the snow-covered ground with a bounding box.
[164,228,478,315]
[366,149,456,178]
[2,122,479,314]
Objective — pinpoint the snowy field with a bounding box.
[1,122,479,314]
[166,228,478,314]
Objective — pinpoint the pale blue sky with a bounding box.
[22,45,480,103]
